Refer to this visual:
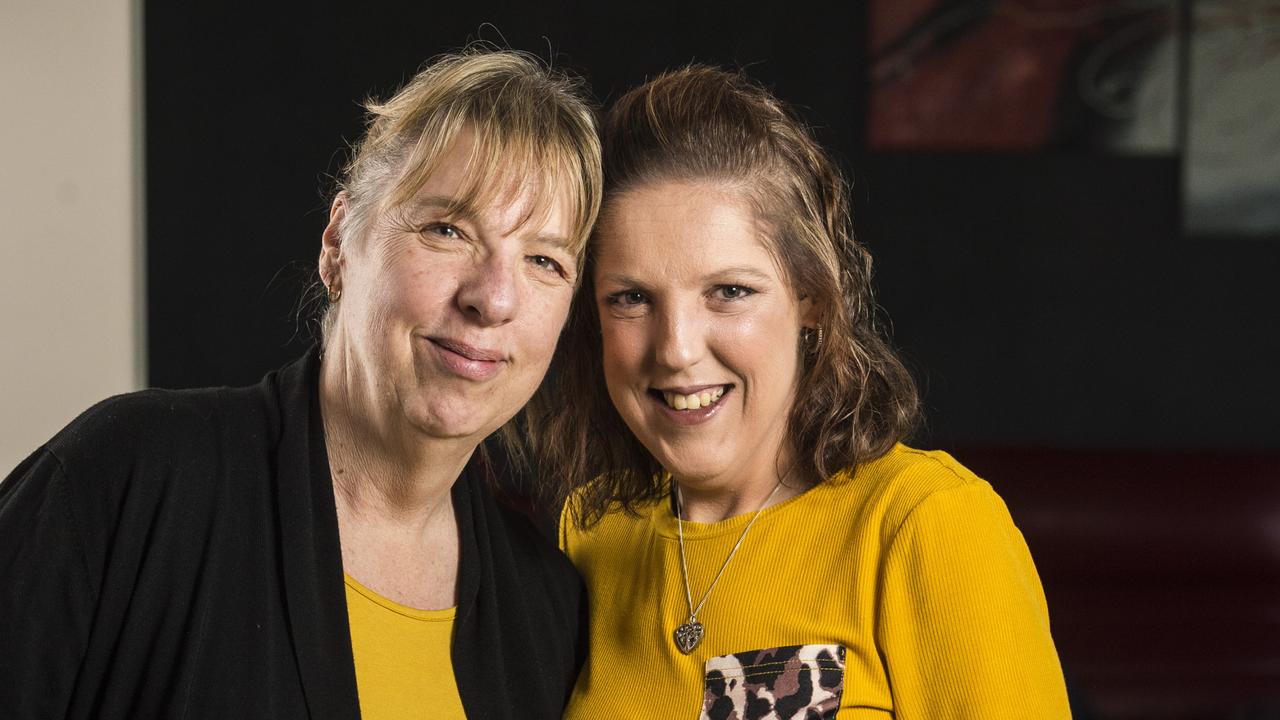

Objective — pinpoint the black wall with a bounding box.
[146,2,1279,450]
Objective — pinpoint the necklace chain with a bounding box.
[675,479,783,625]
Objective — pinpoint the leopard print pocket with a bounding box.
[700,644,845,720]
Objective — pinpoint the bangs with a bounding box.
[384,104,596,261]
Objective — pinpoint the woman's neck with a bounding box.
[318,354,472,527]
[674,467,810,524]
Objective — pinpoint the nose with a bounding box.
[652,300,705,372]
[456,251,518,327]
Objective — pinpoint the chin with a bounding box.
[654,446,733,485]
[407,398,501,442]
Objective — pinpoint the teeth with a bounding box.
[661,387,726,411]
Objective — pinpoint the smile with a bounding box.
[657,386,727,410]
[426,337,506,381]
[648,384,732,425]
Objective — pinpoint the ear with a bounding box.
[798,294,822,330]
[319,192,349,289]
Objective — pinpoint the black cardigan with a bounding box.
[0,352,585,719]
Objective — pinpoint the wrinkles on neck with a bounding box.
[318,348,472,528]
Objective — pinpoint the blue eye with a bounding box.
[715,285,754,300]
[423,223,461,239]
[529,255,563,274]
[606,290,648,306]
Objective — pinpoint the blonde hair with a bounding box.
[320,48,603,471]
[532,66,919,529]
[324,48,602,334]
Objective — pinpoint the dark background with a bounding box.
[147,2,1280,718]
[146,1,1279,450]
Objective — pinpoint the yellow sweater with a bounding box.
[344,574,467,720]
[560,445,1071,719]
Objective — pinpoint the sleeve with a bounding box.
[876,481,1072,719]
[0,448,98,719]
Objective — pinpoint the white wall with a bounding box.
[0,0,143,474]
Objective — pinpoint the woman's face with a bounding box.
[594,181,814,494]
[321,131,578,444]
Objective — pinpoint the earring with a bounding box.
[802,326,823,353]
[327,285,342,304]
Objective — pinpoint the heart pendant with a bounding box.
[673,620,704,654]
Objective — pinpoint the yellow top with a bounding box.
[344,573,467,720]
[560,445,1071,719]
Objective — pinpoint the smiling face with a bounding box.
[320,130,578,446]
[594,180,815,497]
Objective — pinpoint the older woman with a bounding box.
[534,67,1071,718]
[0,50,599,720]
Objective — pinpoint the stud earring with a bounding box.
[327,285,342,304]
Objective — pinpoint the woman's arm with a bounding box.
[0,448,98,718]
[876,480,1072,719]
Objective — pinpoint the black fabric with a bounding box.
[0,351,585,719]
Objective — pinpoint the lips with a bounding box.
[656,383,727,396]
[429,338,504,362]
[647,384,733,426]
[426,337,506,381]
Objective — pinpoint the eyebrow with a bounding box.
[707,266,775,284]
[530,232,573,253]
[598,273,649,288]
[405,194,470,217]
[407,194,573,251]
[599,266,775,287]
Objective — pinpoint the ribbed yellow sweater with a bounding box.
[560,445,1071,719]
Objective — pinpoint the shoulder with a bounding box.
[46,388,220,464]
[863,451,1068,714]
[44,384,271,469]
[34,381,278,508]
[844,446,1034,578]
[827,444,1003,544]
[845,444,984,495]
[1,387,256,584]
[558,489,657,557]
[36,352,316,479]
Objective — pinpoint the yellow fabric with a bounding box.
[560,444,1071,719]
[344,574,466,720]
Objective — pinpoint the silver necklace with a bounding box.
[672,479,784,654]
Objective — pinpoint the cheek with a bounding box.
[711,313,766,362]
[599,321,649,402]
[600,320,647,374]
[718,311,802,390]
[519,290,575,368]
[372,260,447,320]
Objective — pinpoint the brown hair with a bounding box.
[322,48,602,338]
[528,65,919,529]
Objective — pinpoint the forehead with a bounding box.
[595,181,780,279]
[390,128,575,244]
